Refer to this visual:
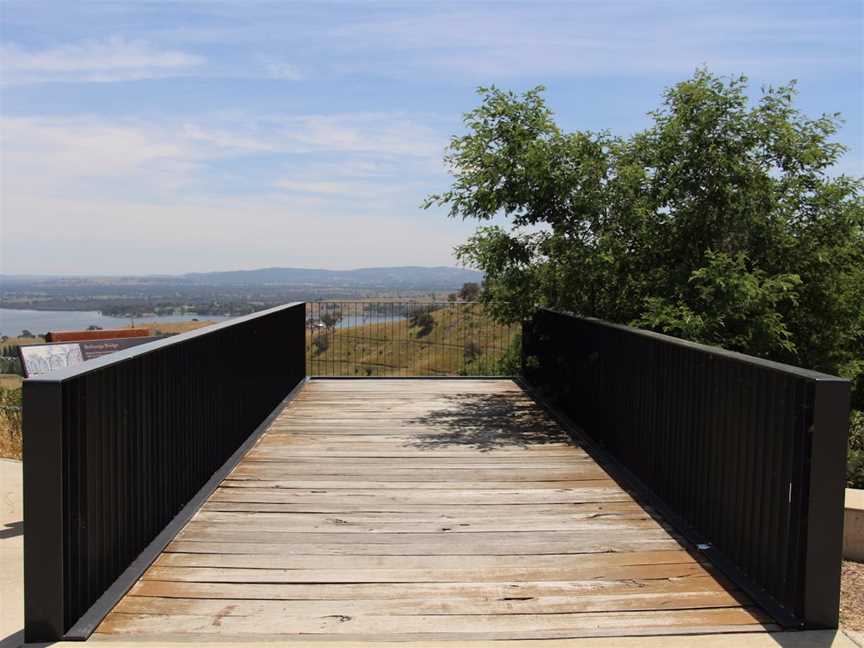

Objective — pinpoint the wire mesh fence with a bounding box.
[305,301,520,377]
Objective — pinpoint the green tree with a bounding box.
[320,311,342,329]
[457,282,482,301]
[426,70,864,464]
[312,335,329,355]
[408,306,436,338]
[849,411,864,488]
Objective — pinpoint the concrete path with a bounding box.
[0,459,23,648]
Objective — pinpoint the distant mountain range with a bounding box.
[2,266,483,291]
[181,266,483,289]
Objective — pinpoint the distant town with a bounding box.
[0,265,484,320]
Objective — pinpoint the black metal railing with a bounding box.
[305,301,519,376]
[23,303,306,641]
[522,308,850,629]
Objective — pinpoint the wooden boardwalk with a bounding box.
[95,379,774,641]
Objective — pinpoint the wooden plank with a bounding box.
[113,588,746,616]
[184,514,658,534]
[141,562,712,584]
[256,442,576,451]
[239,451,586,459]
[244,453,591,465]
[247,442,581,452]
[200,501,640,513]
[174,528,679,547]
[219,478,625,489]
[96,607,771,638]
[265,426,566,436]
[227,468,611,482]
[155,549,699,571]
[93,625,779,642]
[128,574,739,602]
[240,459,598,470]
[165,537,685,556]
[208,484,630,505]
[197,500,644,514]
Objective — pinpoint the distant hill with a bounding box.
[1,266,484,291]
[182,266,483,289]
[0,266,487,317]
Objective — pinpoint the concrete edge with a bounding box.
[845,488,864,562]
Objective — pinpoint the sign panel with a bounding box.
[18,336,160,377]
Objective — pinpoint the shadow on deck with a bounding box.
[406,393,569,450]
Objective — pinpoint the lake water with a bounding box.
[0,307,405,337]
[329,313,407,329]
[0,308,230,337]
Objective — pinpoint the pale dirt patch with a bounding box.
[842,560,864,631]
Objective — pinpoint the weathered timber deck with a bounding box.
[95,379,774,641]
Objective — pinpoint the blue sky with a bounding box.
[1,1,861,275]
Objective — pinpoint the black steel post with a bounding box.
[803,378,851,627]
[22,380,65,642]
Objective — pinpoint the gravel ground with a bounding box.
[842,560,864,631]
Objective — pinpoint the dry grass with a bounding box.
[1,335,44,350]
[0,382,22,460]
[842,560,864,630]
[306,304,519,376]
[1,322,216,343]
[0,375,23,390]
[0,422,21,460]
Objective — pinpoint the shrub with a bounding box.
[313,335,329,355]
[408,307,436,338]
[849,410,864,489]
[463,341,482,363]
[459,333,522,376]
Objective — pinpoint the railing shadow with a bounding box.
[0,521,22,539]
[404,393,573,450]
[0,630,23,648]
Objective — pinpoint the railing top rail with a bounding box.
[26,301,304,384]
[539,308,848,383]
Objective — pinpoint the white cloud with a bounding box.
[0,191,470,274]
[262,59,303,80]
[275,177,422,202]
[329,5,860,79]
[276,179,367,196]
[0,112,457,273]
[273,114,443,157]
[180,124,277,154]
[0,116,270,198]
[0,37,204,83]
[273,156,432,206]
[0,113,443,198]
